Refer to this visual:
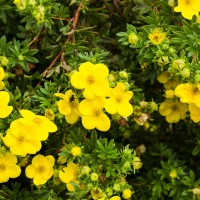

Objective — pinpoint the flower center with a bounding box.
[18,136,24,143]
[0,164,5,171]
[172,105,177,111]
[93,108,101,117]
[153,35,159,42]
[38,165,45,173]
[116,95,123,103]
[193,87,199,93]
[87,75,95,84]
[33,117,42,124]
[185,0,191,4]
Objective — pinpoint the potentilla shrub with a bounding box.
[1,0,200,200]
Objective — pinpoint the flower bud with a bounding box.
[123,161,131,169]
[32,5,45,23]
[172,59,185,70]
[180,68,190,78]
[18,54,24,61]
[105,187,113,196]
[128,33,138,45]
[122,189,132,199]
[81,166,91,176]
[119,71,128,79]
[150,101,158,111]
[168,0,175,7]
[90,172,99,181]
[14,0,26,10]
[192,188,200,196]
[161,43,169,51]
[113,183,121,192]
[169,47,176,55]
[0,56,9,66]
[132,156,142,170]
[195,74,200,83]
[71,146,82,157]
[91,187,103,200]
[28,0,36,6]
[158,56,169,66]
[169,169,177,179]
[156,50,164,57]
[45,109,55,120]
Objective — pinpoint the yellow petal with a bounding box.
[65,110,79,124]
[71,72,87,89]
[82,116,96,130]
[166,111,180,123]
[79,99,93,115]
[105,99,117,114]
[33,174,47,185]
[46,155,55,167]
[20,109,35,119]
[7,165,21,178]
[0,91,10,105]
[95,113,110,132]
[118,103,133,117]
[0,173,9,183]
[25,165,36,178]
[0,105,13,118]
[94,63,109,78]
[159,102,172,116]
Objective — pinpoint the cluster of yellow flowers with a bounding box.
[3,109,57,156]
[55,62,134,132]
[157,71,200,123]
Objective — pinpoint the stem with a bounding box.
[41,3,83,77]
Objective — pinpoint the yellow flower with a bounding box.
[105,82,133,117]
[122,189,132,199]
[2,120,42,156]
[59,162,79,184]
[91,187,103,200]
[148,28,166,45]
[25,154,55,185]
[19,109,57,141]
[71,62,110,99]
[79,97,110,131]
[0,91,13,118]
[55,90,80,124]
[164,80,179,90]
[159,101,188,123]
[0,152,21,183]
[110,196,121,200]
[132,156,143,170]
[157,71,171,84]
[169,169,177,179]
[175,83,200,108]
[71,146,82,157]
[174,0,200,20]
[188,103,200,122]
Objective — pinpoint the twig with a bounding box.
[41,3,83,77]
[28,28,42,46]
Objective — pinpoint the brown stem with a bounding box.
[41,3,83,77]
